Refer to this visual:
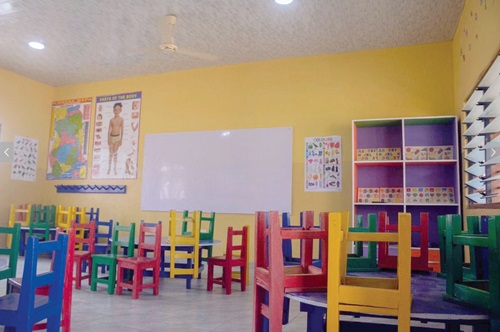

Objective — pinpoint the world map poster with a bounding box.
[47,98,91,179]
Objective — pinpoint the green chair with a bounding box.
[28,205,51,242]
[347,214,378,272]
[438,215,486,279]
[0,223,21,290]
[443,214,500,316]
[182,211,215,261]
[91,222,135,295]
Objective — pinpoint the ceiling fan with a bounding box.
[159,15,218,61]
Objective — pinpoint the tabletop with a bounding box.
[287,271,490,323]
[117,235,221,248]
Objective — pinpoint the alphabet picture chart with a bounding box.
[305,136,341,192]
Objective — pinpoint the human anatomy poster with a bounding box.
[91,91,141,179]
[12,136,38,181]
[305,136,341,192]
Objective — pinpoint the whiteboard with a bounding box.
[141,127,292,214]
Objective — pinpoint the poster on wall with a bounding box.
[12,136,38,181]
[305,136,342,192]
[91,91,141,179]
[47,98,91,179]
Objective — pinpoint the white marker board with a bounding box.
[141,127,292,214]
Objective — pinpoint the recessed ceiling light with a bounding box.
[28,41,45,50]
[275,0,293,4]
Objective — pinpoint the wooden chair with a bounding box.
[91,222,135,295]
[72,221,96,289]
[207,225,248,295]
[183,210,216,261]
[169,210,200,286]
[0,223,21,288]
[327,211,412,332]
[7,203,31,248]
[56,205,76,232]
[378,211,430,271]
[8,228,76,332]
[91,219,114,273]
[0,233,69,331]
[86,207,100,223]
[28,204,51,242]
[438,215,487,279]
[253,211,328,332]
[347,214,378,272]
[443,214,500,316]
[116,221,162,299]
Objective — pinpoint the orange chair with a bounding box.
[116,221,162,299]
[253,211,328,332]
[207,226,248,295]
[8,227,75,332]
[72,221,96,289]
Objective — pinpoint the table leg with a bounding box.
[299,303,326,332]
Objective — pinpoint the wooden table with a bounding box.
[286,272,492,332]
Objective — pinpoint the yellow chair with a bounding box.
[169,210,200,281]
[7,204,31,248]
[56,205,75,231]
[327,212,412,332]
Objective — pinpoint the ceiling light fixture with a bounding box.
[275,0,293,4]
[28,41,45,50]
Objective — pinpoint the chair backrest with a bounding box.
[0,223,21,280]
[74,207,87,224]
[170,210,200,277]
[255,211,328,288]
[225,226,248,260]
[9,203,31,227]
[327,211,412,331]
[86,207,100,223]
[29,205,51,240]
[56,205,76,230]
[111,222,136,257]
[71,220,96,253]
[18,233,69,329]
[138,221,162,260]
[182,211,216,241]
[95,219,113,245]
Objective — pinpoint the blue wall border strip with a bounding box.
[55,185,126,194]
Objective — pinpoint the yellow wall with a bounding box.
[452,0,500,216]
[0,68,54,221]
[43,41,455,258]
[0,41,455,259]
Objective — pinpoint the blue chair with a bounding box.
[0,233,68,331]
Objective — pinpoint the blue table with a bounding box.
[286,272,492,332]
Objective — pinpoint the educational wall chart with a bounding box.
[91,91,141,179]
[12,136,38,181]
[47,98,91,179]
[305,136,342,192]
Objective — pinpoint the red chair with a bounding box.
[207,226,248,295]
[253,211,328,332]
[378,211,430,271]
[116,221,162,299]
[72,221,96,289]
[7,227,75,332]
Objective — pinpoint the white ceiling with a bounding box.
[0,0,465,87]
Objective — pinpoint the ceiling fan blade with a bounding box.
[176,47,219,61]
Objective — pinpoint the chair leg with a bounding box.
[241,265,247,292]
[108,263,116,295]
[132,266,140,300]
[88,258,93,285]
[153,267,160,296]
[116,263,123,296]
[224,266,232,295]
[268,288,284,332]
[90,261,98,291]
[75,258,82,289]
[207,262,214,291]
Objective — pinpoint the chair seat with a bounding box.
[0,293,49,311]
[74,251,92,259]
[117,256,156,265]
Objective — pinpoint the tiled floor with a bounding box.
[0,257,308,332]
